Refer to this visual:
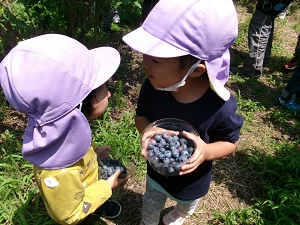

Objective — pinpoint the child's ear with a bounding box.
[191,64,206,77]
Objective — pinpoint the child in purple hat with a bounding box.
[122,0,244,224]
[0,34,128,224]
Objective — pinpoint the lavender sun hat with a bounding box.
[0,34,120,169]
[122,0,238,101]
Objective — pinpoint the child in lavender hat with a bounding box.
[123,0,244,224]
[0,34,128,224]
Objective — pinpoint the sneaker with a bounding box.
[162,209,188,225]
[284,57,298,70]
[91,200,121,219]
[230,66,261,78]
[278,95,300,111]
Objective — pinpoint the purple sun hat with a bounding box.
[0,34,120,169]
[122,0,238,101]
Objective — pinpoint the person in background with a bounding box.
[284,34,299,70]
[0,34,128,224]
[123,0,244,224]
[98,0,120,35]
[141,0,159,22]
[230,0,294,78]
[278,59,300,110]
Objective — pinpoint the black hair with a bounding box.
[77,90,96,118]
[179,55,208,78]
[79,85,106,119]
[179,55,199,69]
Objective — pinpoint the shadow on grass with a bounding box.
[229,47,300,141]
[211,142,300,224]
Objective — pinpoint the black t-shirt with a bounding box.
[136,79,244,201]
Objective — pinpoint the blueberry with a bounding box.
[156,142,163,148]
[163,158,170,164]
[162,132,169,139]
[181,150,189,156]
[171,149,179,158]
[164,150,172,158]
[164,143,170,149]
[107,167,114,176]
[177,146,183,152]
[155,134,162,142]
[148,150,155,157]
[172,136,179,142]
[167,137,173,143]
[170,146,176,152]
[154,148,160,155]
[159,147,166,153]
[148,143,155,150]
[158,153,165,159]
[178,155,188,163]
[179,138,188,145]
[169,141,176,147]
[160,139,167,146]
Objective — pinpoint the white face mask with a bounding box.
[155,59,201,92]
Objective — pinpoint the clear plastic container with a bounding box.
[142,118,199,176]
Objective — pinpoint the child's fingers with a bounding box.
[96,146,112,160]
[179,164,198,175]
[179,131,206,174]
[96,146,112,152]
[181,131,199,143]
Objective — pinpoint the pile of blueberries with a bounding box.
[147,132,195,176]
[98,159,127,180]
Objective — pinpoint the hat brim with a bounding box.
[123,27,188,58]
[205,49,231,101]
[90,47,121,90]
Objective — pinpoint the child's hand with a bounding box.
[95,146,112,160]
[106,169,129,189]
[141,128,178,158]
[179,131,207,175]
